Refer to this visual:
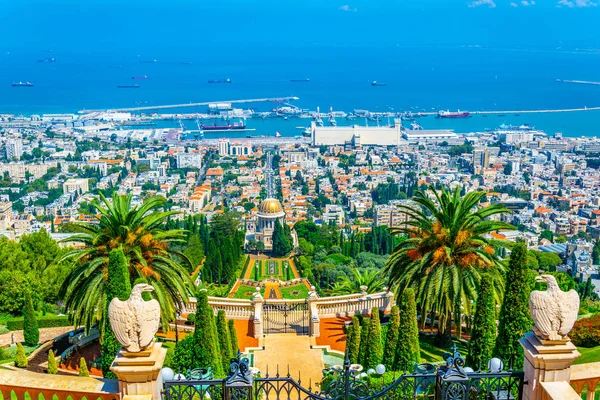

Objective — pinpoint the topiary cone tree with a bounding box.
[193,289,224,377]
[493,242,533,369]
[15,343,27,368]
[467,274,497,370]
[79,357,90,377]
[366,307,383,369]
[47,349,58,374]
[382,305,400,370]
[228,319,239,356]
[358,318,371,367]
[216,310,233,374]
[23,290,39,346]
[347,315,361,364]
[394,288,421,372]
[102,247,131,378]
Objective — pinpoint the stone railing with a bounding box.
[541,381,582,400]
[571,361,600,400]
[0,369,119,400]
[315,291,394,319]
[186,296,255,319]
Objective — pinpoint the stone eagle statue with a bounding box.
[530,274,580,341]
[108,283,160,352]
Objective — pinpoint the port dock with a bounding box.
[80,96,299,113]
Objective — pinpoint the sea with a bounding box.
[3,44,600,139]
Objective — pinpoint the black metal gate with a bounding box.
[263,301,309,335]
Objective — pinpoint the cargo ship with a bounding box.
[117,84,140,88]
[12,81,34,87]
[371,81,387,86]
[437,110,470,118]
[132,75,148,80]
[291,78,310,82]
[201,120,247,132]
[208,78,232,84]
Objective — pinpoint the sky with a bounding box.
[0,0,599,52]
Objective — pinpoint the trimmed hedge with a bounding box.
[7,315,70,331]
[571,314,600,348]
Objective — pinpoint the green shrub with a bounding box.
[382,306,400,370]
[47,349,58,374]
[15,343,27,368]
[186,313,196,325]
[228,319,239,356]
[394,289,420,371]
[79,357,90,377]
[467,275,497,370]
[216,310,232,373]
[0,346,10,360]
[346,316,361,364]
[358,318,371,367]
[23,291,39,346]
[366,307,383,369]
[6,315,70,331]
[571,314,600,347]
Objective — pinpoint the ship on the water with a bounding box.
[291,78,310,82]
[37,57,55,63]
[132,75,148,80]
[437,110,470,118]
[208,78,232,84]
[201,120,247,132]
[371,81,387,87]
[117,84,140,88]
[12,81,34,87]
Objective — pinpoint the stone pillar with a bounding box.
[252,287,264,338]
[308,286,320,337]
[519,332,581,400]
[110,342,167,400]
[383,287,394,314]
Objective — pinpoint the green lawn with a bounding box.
[233,285,265,299]
[418,335,469,364]
[280,284,309,300]
[575,346,600,365]
[257,260,288,281]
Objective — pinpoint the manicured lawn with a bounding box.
[233,285,265,299]
[418,335,469,364]
[280,284,309,300]
[575,346,600,365]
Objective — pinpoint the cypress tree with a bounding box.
[382,306,400,370]
[216,310,233,374]
[272,220,287,257]
[193,290,224,377]
[228,319,239,356]
[47,349,58,374]
[347,315,361,364]
[394,289,421,371]
[358,318,371,367]
[366,307,383,369]
[23,290,39,346]
[79,357,90,377]
[467,275,497,370]
[102,247,131,378]
[15,343,27,368]
[494,242,533,369]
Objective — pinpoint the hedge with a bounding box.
[7,315,70,331]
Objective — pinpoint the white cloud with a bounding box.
[468,0,497,7]
[521,0,535,5]
[510,2,519,6]
[557,0,596,7]
[339,4,357,11]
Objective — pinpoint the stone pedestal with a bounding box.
[110,342,167,400]
[519,332,580,400]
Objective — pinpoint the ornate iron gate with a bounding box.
[263,300,309,335]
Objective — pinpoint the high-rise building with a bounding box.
[5,139,23,160]
[218,139,230,156]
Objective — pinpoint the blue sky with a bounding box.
[1,0,599,51]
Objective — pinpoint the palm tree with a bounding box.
[330,268,385,295]
[384,185,513,345]
[60,193,192,331]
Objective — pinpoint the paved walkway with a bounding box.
[0,327,73,347]
[253,334,324,389]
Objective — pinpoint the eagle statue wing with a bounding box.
[559,289,580,337]
[138,298,161,349]
[529,290,555,338]
[108,298,134,348]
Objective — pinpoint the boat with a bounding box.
[371,81,387,87]
[275,131,281,137]
[117,84,140,88]
[201,120,246,132]
[37,57,55,63]
[410,122,423,130]
[437,110,470,118]
[12,81,34,87]
[328,106,337,126]
[291,78,310,82]
[302,127,311,136]
[132,75,148,80]
[208,78,231,84]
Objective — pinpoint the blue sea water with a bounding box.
[2,1,600,137]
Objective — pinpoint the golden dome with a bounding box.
[258,198,284,215]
